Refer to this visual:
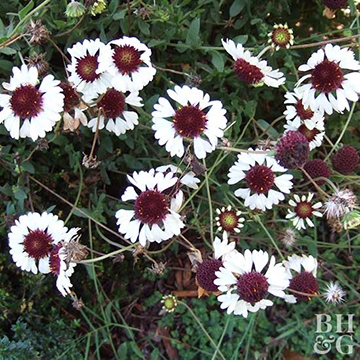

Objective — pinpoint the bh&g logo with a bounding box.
[314,314,355,355]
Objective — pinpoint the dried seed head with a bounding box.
[72,295,85,310]
[25,53,49,77]
[26,20,50,45]
[36,138,49,152]
[62,237,88,263]
[188,74,202,87]
[148,262,166,275]
[324,189,357,220]
[279,228,297,248]
[82,154,101,169]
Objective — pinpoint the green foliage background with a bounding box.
[0,0,359,359]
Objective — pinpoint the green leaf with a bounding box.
[186,18,200,46]
[20,162,35,174]
[113,9,126,20]
[0,47,17,55]
[233,35,248,45]
[257,119,279,138]
[117,343,127,358]
[19,0,34,20]
[210,50,224,72]
[138,20,150,35]
[229,0,245,17]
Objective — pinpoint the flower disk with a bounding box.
[49,243,62,275]
[233,59,264,84]
[289,271,319,301]
[218,210,239,232]
[295,100,314,120]
[303,159,330,186]
[245,165,275,194]
[311,60,344,94]
[97,88,126,119]
[331,146,359,174]
[173,105,207,138]
[10,85,43,119]
[60,83,80,112]
[323,0,348,10]
[196,259,222,292]
[237,272,269,304]
[134,189,169,224]
[275,131,310,169]
[295,201,313,219]
[23,229,52,260]
[112,45,142,74]
[298,124,319,143]
[76,54,100,82]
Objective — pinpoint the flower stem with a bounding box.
[79,243,138,263]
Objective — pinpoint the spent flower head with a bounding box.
[323,281,346,304]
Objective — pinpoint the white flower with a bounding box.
[156,164,200,189]
[283,90,325,150]
[323,282,346,304]
[222,38,286,87]
[268,23,294,51]
[286,193,323,230]
[296,43,360,115]
[67,38,112,102]
[87,89,143,135]
[283,254,318,303]
[49,227,80,297]
[214,250,290,318]
[115,169,185,246]
[97,36,156,92]
[8,212,72,275]
[213,232,236,261]
[152,85,227,159]
[0,65,64,141]
[228,149,293,211]
[215,205,245,234]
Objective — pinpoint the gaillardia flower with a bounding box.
[87,88,143,135]
[215,205,245,234]
[283,90,325,150]
[67,38,112,102]
[115,169,186,246]
[222,38,285,87]
[303,159,331,186]
[152,85,227,159]
[214,250,291,317]
[286,193,323,230]
[228,149,293,211]
[0,65,64,141]
[97,36,156,92]
[283,254,318,303]
[196,233,236,293]
[331,146,359,174]
[8,212,78,275]
[268,23,294,51]
[275,130,310,169]
[296,44,360,115]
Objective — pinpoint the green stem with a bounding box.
[325,102,356,161]
[179,301,226,360]
[9,0,51,38]
[256,216,284,260]
[203,158,214,245]
[79,243,138,263]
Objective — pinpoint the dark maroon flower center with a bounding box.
[134,189,169,224]
[219,210,239,232]
[295,100,314,120]
[237,272,269,304]
[298,124,319,142]
[233,58,264,84]
[245,165,275,194]
[10,84,43,119]
[98,88,125,118]
[295,201,313,219]
[112,45,142,74]
[303,159,330,186]
[311,60,344,93]
[196,259,222,292]
[60,83,80,112]
[323,0,348,10]
[289,271,318,301]
[49,243,63,275]
[76,54,100,82]
[23,229,52,260]
[173,105,207,138]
